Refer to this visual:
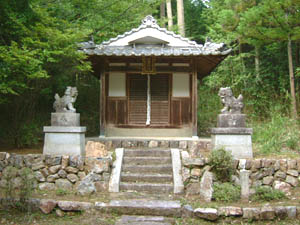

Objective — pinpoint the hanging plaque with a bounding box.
[142,56,156,74]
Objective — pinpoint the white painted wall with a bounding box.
[172,73,190,97]
[108,72,126,97]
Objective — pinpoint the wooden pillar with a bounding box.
[99,72,106,136]
[192,59,198,136]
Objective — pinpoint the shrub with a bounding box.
[1,166,35,212]
[208,149,233,182]
[213,182,241,202]
[251,186,286,202]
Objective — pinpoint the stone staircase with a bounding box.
[119,149,173,194]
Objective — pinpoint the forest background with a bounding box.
[0,0,299,156]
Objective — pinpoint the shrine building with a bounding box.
[80,15,230,138]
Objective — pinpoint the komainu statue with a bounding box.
[218,87,243,114]
[53,87,78,113]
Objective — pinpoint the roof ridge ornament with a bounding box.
[142,15,157,27]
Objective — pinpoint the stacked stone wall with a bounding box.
[182,151,299,195]
[0,152,112,194]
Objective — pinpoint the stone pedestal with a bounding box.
[51,113,80,126]
[43,126,86,156]
[211,127,253,159]
[43,112,86,156]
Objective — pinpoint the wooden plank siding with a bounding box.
[105,72,192,128]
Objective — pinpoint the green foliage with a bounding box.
[208,149,233,182]
[251,186,286,202]
[212,182,241,202]
[252,110,300,154]
[1,166,35,212]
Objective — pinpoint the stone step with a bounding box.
[120,182,173,194]
[115,215,173,225]
[123,157,172,165]
[96,199,181,217]
[121,173,173,183]
[122,165,173,174]
[124,149,171,157]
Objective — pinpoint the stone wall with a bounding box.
[182,151,300,196]
[0,152,112,195]
[87,138,211,155]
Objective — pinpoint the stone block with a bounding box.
[287,169,298,177]
[273,181,291,195]
[286,206,297,219]
[45,155,62,166]
[191,168,201,177]
[179,141,187,149]
[186,183,200,195]
[182,158,205,167]
[159,141,169,148]
[40,199,57,214]
[49,165,61,174]
[218,207,242,216]
[279,159,287,172]
[148,141,158,148]
[287,160,297,170]
[0,152,6,161]
[43,126,86,156]
[194,208,218,221]
[55,179,73,191]
[122,140,137,148]
[58,201,93,211]
[51,113,80,126]
[39,182,56,191]
[240,170,250,201]
[251,159,261,171]
[243,208,260,220]
[274,206,287,219]
[260,206,275,220]
[170,141,179,148]
[58,169,67,178]
[262,176,274,185]
[61,155,69,169]
[95,181,108,192]
[69,155,84,170]
[85,141,108,157]
[34,171,45,182]
[217,114,246,128]
[65,166,79,174]
[67,174,79,183]
[182,205,194,218]
[85,157,111,173]
[200,171,213,202]
[286,175,298,187]
[274,171,286,180]
[211,132,253,159]
[47,174,59,182]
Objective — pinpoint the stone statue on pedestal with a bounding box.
[211,87,253,159]
[43,86,86,156]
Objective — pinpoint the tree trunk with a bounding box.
[296,42,299,67]
[176,0,185,36]
[287,35,298,119]
[255,45,260,80]
[160,2,166,28]
[166,0,173,30]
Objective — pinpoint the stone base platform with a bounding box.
[86,136,211,152]
[211,128,253,159]
[43,126,86,156]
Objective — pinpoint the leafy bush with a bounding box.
[252,111,300,154]
[213,183,241,202]
[251,186,286,202]
[209,149,233,182]
[1,166,35,212]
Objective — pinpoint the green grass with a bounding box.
[251,112,300,155]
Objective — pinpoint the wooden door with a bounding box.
[128,74,147,124]
[150,74,170,125]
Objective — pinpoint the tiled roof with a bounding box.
[79,16,231,57]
